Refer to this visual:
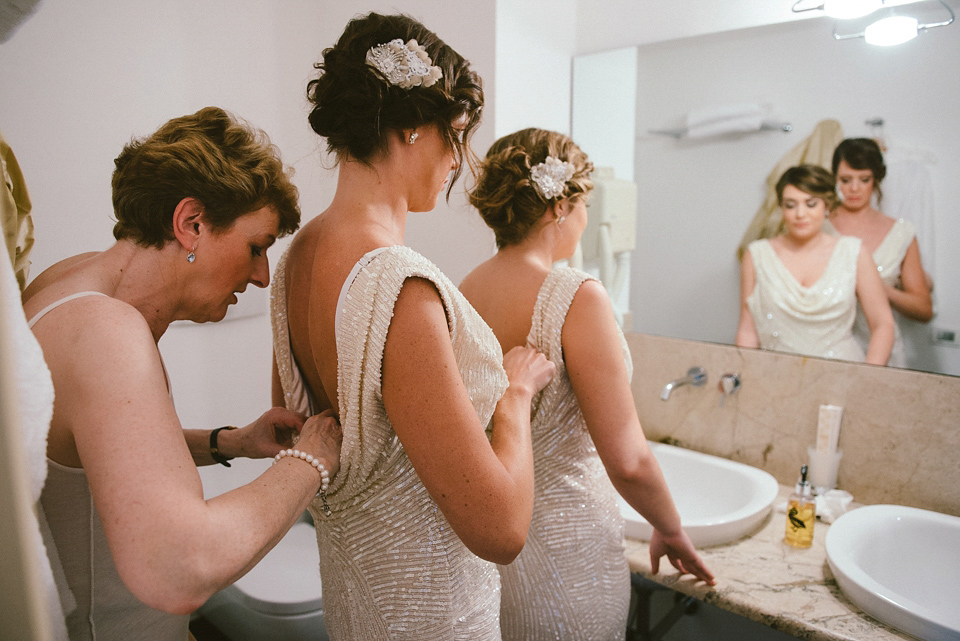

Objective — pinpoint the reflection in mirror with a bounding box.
[573,10,960,376]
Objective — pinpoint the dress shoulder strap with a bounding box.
[27,291,108,329]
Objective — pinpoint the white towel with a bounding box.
[1,236,70,639]
[685,102,763,128]
[686,114,765,139]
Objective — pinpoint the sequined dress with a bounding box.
[852,219,915,367]
[498,267,631,641]
[746,236,865,362]
[271,245,509,641]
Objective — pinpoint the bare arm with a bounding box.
[563,281,714,585]
[886,239,933,322]
[735,250,760,349]
[855,247,895,366]
[381,278,554,564]
[37,298,342,614]
[183,406,306,466]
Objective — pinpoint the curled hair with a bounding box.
[306,13,484,193]
[469,128,593,249]
[775,165,838,211]
[832,137,886,204]
[112,107,300,248]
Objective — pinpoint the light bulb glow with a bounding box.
[864,15,919,45]
[823,0,883,19]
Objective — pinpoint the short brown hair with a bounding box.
[832,137,886,204]
[775,165,837,211]
[111,107,300,248]
[306,13,484,194]
[469,128,593,248]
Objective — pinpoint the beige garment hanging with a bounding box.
[736,119,844,261]
[1,128,34,291]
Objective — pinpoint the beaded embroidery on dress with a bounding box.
[498,267,631,641]
[852,218,915,367]
[271,245,509,641]
[747,236,865,362]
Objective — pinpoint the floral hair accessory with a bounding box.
[365,38,443,89]
[530,156,575,200]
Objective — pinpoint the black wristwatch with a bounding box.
[210,426,238,467]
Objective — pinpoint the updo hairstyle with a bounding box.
[832,137,886,204]
[775,164,838,211]
[111,106,300,249]
[307,12,484,189]
[469,128,593,249]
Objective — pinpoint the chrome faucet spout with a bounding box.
[660,367,707,401]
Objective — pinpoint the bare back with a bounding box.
[280,213,384,416]
[459,255,549,353]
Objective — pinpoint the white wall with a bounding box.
[0,0,501,428]
[629,15,960,376]
[494,0,576,138]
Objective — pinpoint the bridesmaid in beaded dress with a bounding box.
[270,13,554,641]
[827,138,933,367]
[460,128,715,641]
[737,164,895,365]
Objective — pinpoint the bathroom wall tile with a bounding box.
[627,334,960,516]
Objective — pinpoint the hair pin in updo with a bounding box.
[530,156,575,200]
[365,38,443,89]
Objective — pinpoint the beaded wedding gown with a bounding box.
[498,267,631,641]
[746,236,865,362]
[271,245,509,641]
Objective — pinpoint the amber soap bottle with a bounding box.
[785,464,815,548]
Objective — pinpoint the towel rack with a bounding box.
[647,121,793,139]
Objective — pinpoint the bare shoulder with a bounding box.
[22,252,101,303]
[564,278,617,349]
[569,277,609,307]
[31,294,156,366]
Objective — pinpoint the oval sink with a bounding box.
[617,441,779,547]
[826,504,960,641]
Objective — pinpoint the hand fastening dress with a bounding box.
[746,236,865,362]
[851,219,916,367]
[271,245,509,641]
[498,267,631,641]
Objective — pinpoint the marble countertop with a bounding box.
[623,485,914,641]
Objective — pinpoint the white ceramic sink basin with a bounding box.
[826,504,960,641]
[617,441,779,547]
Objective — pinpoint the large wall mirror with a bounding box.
[573,7,960,377]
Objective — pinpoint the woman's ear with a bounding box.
[172,197,204,252]
[552,198,571,219]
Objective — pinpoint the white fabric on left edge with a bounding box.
[0,231,69,640]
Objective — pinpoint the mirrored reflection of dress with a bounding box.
[846,219,914,368]
[499,267,630,641]
[271,245,509,641]
[746,236,865,362]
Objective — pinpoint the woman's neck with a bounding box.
[327,158,409,246]
[101,241,181,341]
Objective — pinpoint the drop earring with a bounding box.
[556,215,565,227]
[408,131,418,145]
[187,249,196,263]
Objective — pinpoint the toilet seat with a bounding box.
[229,521,322,615]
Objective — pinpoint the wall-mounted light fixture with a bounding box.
[791,0,955,45]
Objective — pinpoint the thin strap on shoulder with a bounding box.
[27,291,109,329]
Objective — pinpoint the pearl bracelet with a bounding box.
[273,448,332,516]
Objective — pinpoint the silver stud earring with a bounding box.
[187,251,196,263]
[408,132,418,145]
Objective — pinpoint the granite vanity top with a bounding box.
[623,485,915,641]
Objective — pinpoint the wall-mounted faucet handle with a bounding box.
[660,366,707,401]
[719,373,741,396]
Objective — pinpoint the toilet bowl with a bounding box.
[197,459,328,641]
[198,517,328,641]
